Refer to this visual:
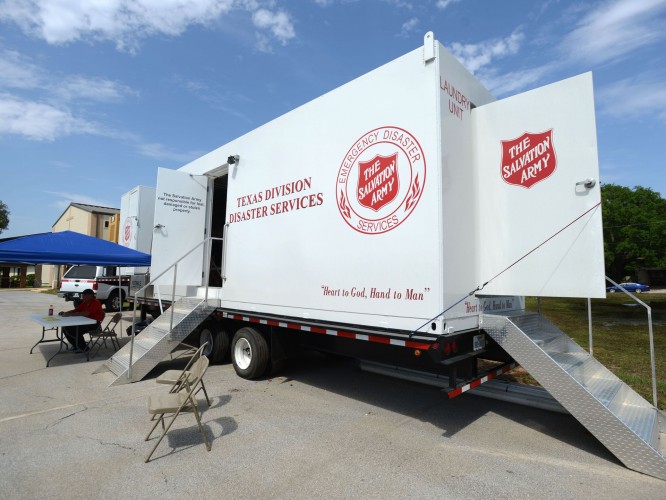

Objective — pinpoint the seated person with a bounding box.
[59,289,105,352]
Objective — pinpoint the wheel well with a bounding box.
[230,321,269,339]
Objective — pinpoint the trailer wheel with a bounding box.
[232,327,269,379]
[199,324,230,364]
[105,290,125,311]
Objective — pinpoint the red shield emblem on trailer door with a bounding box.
[357,153,399,211]
[501,130,556,188]
[122,217,132,246]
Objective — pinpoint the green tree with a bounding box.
[601,184,666,280]
[0,201,8,235]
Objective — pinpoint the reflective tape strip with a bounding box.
[222,312,431,350]
[447,362,517,399]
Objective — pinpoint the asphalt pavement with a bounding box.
[0,290,664,499]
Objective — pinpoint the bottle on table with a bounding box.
[48,305,53,316]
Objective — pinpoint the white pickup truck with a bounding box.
[58,265,129,311]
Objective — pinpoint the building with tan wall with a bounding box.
[36,203,119,288]
[52,203,119,240]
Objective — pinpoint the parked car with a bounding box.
[606,282,650,293]
[58,265,128,310]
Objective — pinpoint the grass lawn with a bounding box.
[521,293,666,411]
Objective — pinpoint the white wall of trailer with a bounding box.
[178,40,445,333]
[435,44,503,328]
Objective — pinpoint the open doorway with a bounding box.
[208,174,228,287]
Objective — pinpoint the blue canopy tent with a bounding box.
[0,231,151,337]
[0,231,151,266]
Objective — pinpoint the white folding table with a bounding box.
[29,314,97,366]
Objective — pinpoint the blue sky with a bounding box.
[0,0,665,238]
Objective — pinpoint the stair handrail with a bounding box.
[126,236,223,379]
[605,276,657,408]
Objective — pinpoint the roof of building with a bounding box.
[53,203,119,226]
[68,203,119,215]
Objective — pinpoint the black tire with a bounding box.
[105,290,124,311]
[231,327,269,379]
[199,324,230,363]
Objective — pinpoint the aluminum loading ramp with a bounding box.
[481,311,665,480]
[104,297,217,386]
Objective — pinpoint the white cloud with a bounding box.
[48,191,114,210]
[0,49,137,104]
[0,49,42,89]
[0,49,138,141]
[54,76,138,103]
[0,94,99,140]
[0,0,296,53]
[0,0,235,52]
[597,76,666,121]
[173,75,253,121]
[443,0,666,98]
[560,0,666,65]
[136,142,203,163]
[255,32,273,53]
[399,17,419,38]
[50,160,76,170]
[448,31,524,75]
[252,8,295,47]
[383,0,414,9]
[436,0,462,9]
[444,29,556,97]
[479,64,554,97]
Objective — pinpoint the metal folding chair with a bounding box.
[155,342,211,406]
[144,355,211,462]
[87,312,122,358]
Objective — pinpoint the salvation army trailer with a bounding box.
[105,33,665,479]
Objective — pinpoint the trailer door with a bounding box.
[473,73,605,298]
[151,167,209,290]
[120,188,139,250]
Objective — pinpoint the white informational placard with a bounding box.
[473,73,605,298]
[151,168,208,288]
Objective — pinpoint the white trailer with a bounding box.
[119,185,155,276]
[108,33,665,480]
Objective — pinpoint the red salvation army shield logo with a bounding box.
[123,217,132,245]
[357,153,399,211]
[501,130,556,188]
[336,126,426,235]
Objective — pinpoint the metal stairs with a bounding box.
[104,297,216,386]
[481,311,665,480]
